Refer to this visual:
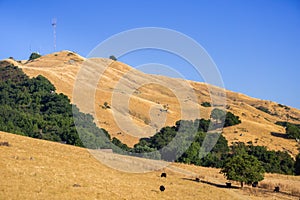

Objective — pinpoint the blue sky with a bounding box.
[1,0,300,109]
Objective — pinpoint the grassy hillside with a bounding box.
[1,131,300,200]
[3,51,298,157]
[5,51,300,156]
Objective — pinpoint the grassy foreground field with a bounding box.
[0,131,299,200]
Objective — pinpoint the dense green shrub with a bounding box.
[275,121,300,139]
[286,124,300,139]
[255,105,278,116]
[210,108,241,128]
[224,112,241,127]
[255,106,271,114]
[112,137,130,151]
[201,102,211,107]
[109,55,117,61]
[29,52,41,60]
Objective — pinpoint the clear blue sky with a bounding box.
[1,0,300,109]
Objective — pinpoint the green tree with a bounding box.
[29,52,41,60]
[224,112,241,127]
[109,55,117,61]
[286,123,300,139]
[112,137,130,151]
[221,152,265,187]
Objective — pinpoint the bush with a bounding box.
[275,121,300,139]
[109,55,117,61]
[224,112,241,127]
[286,124,300,139]
[255,106,271,114]
[29,52,41,61]
[201,102,211,107]
[210,108,241,128]
[112,137,130,152]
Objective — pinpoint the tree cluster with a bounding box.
[0,65,112,149]
[231,142,295,175]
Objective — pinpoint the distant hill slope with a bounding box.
[1,131,300,200]
[2,51,300,156]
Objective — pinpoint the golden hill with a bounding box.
[2,51,300,156]
[1,131,300,200]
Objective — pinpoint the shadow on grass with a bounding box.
[182,178,240,189]
[271,132,287,139]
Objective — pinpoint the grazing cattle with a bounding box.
[252,181,258,187]
[274,186,280,192]
[160,185,165,192]
[161,172,167,178]
[195,177,200,182]
[0,141,9,146]
[226,182,231,188]
[73,183,81,187]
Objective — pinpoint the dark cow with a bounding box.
[252,181,258,187]
[274,186,280,192]
[161,172,167,178]
[226,182,231,188]
[160,185,165,192]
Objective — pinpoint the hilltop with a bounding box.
[2,51,300,156]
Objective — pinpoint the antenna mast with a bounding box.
[52,18,57,51]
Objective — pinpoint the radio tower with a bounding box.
[52,18,57,51]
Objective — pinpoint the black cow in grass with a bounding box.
[252,181,258,187]
[161,172,167,178]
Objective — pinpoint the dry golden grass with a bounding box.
[1,131,300,200]
[3,51,300,155]
[260,174,300,196]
